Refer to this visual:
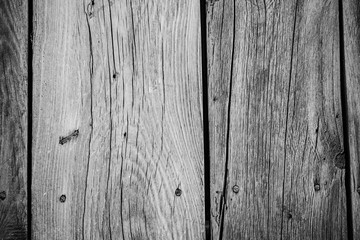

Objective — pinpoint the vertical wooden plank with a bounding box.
[32,1,92,238]
[208,0,348,239]
[33,0,204,239]
[342,0,360,238]
[0,0,28,239]
[84,0,204,239]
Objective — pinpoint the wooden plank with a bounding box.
[33,0,204,239]
[0,0,28,239]
[342,0,360,238]
[207,0,348,238]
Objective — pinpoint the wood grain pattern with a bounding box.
[33,0,204,239]
[207,0,348,239]
[342,0,360,238]
[0,0,28,239]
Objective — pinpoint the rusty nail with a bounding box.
[59,129,79,145]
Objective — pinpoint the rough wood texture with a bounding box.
[207,0,348,239]
[33,0,204,239]
[342,0,360,238]
[0,0,28,239]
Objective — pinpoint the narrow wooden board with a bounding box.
[207,0,348,239]
[33,0,204,239]
[0,0,28,239]
[342,0,360,238]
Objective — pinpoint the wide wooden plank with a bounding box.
[33,0,204,239]
[207,0,347,239]
[0,0,28,239]
[342,0,360,238]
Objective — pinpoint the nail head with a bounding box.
[175,188,182,196]
[59,194,66,203]
[232,185,239,194]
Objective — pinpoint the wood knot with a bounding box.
[0,191,6,201]
[175,188,182,196]
[314,184,320,192]
[335,151,345,169]
[335,158,345,169]
[232,185,239,194]
[59,194,66,203]
[87,1,95,18]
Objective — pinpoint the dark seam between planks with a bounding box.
[279,0,298,239]
[338,0,354,239]
[218,0,236,239]
[200,0,211,239]
[28,0,33,238]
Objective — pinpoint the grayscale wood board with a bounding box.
[207,0,348,239]
[0,0,28,239]
[342,0,360,238]
[32,0,204,239]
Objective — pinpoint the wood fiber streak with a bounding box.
[33,0,204,239]
[207,0,347,239]
[342,0,360,238]
[0,0,28,239]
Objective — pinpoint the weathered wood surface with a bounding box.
[342,0,360,238]
[0,0,28,239]
[33,0,204,239]
[207,0,348,239]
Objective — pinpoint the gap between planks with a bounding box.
[200,0,212,239]
[338,0,354,239]
[28,0,33,238]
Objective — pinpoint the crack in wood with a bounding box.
[218,1,236,239]
[82,2,94,238]
[279,1,299,238]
